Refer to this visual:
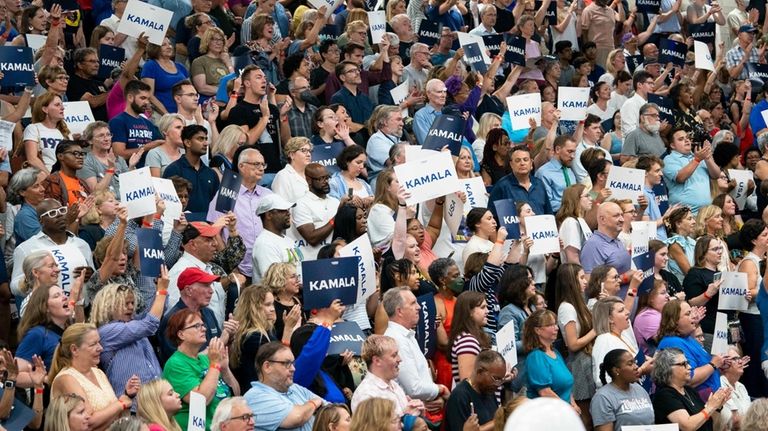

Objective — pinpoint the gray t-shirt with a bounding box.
[77,152,129,197]
[145,147,182,176]
[590,382,655,429]
[621,127,666,158]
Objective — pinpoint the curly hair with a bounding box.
[89,283,140,327]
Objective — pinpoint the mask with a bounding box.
[448,278,465,295]
[300,90,321,107]
[645,122,660,134]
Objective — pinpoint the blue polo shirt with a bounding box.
[162,156,220,221]
[488,173,552,217]
[581,231,632,292]
[329,86,373,126]
[643,185,667,241]
[662,150,712,213]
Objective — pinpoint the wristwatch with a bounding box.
[4,380,15,389]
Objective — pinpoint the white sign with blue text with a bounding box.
[711,312,729,355]
[461,177,488,215]
[718,271,749,311]
[188,391,206,431]
[116,0,173,45]
[606,166,645,204]
[390,79,410,118]
[308,0,341,16]
[394,151,461,206]
[506,93,541,131]
[152,178,182,220]
[526,215,559,255]
[444,193,464,236]
[63,102,95,135]
[339,233,377,305]
[368,11,387,44]
[120,167,157,219]
[48,244,87,296]
[495,319,518,368]
[728,169,752,209]
[557,87,590,121]
[694,41,714,72]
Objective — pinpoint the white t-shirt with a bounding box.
[288,193,340,260]
[462,236,494,268]
[252,229,302,283]
[23,123,68,171]
[592,330,640,388]
[367,203,395,249]
[559,217,592,263]
[272,164,309,204]
[557,301,580,348]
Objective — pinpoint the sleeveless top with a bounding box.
[738,252,763,315]
[57,367,118,412]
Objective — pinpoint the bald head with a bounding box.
[597,202,624,238]
[425,79,447,108]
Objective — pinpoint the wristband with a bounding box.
[329,218,334,227]
[124,390,136,399]
[704,292,713,300]
[621,274,629,284]
[34,387,44,395]
[701,409,710,420]
[309,399,321,410]
[495,240,505,245]
[210,363,222,372]
[708,362,717,370]
[282,340,291,347]
[157,290,168,296]
[69,300,75,307]
[692,158,701,165]
[105,168,115,174]
[398,203,407,207]
[118,399,129,411]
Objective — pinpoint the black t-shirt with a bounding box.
[652,385,712,431]
[227,100,283,174]
[682,267,737,334]
[310,67,330,91]
[66,74,108,122]
[399,41,414,66]
[445,380,498,431]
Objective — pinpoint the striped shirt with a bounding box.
[467,262,506,337]
[451,333,481,385]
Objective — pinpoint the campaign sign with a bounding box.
[394,151,462,205]
[718,271,749,311]
[301,257,359,310]
[418,20,442,46]
[635,0,660,13]
[318,25,340,42]
[25,34,46,57]
[747,62,768,87]
[694,41,714,72]
[460,177,488,214]
[659,39,687,68]
[415,293,437,358]
[606,165,645,204]
[534,0,557,24]
[653,179,670,215]
[311,142,344,174]
[507,93,541,130]
[49,244,88,296]
[689,22,716,45]
[711,312,729,355]
[626,55,643,74]
[390,79,410,118]
[492,199,520,239]
[464,42,488,74]
[494,6,515,33]
[423,115,465,156]
[339,233,377,304]
[98,44,125,79]
[505,35,526,66]
[0,46,34,88]
[63,102,95,135]
[444,192,464,236]
[526,215,559,255]
[728,169,752,209]
[215,169,242,213]
[622,426,680,431]
[368,11,387,44]
[120,167,156,219]
[152,178,182,220]
[327,321,366,355]
[404,144,430,162]
[557,87,590,121]
[495,319,518,367]
[601,117,615,133]
[188,391,206,431]
[308,0,341,17]
[632,251,655,295]
[630,221,654,257]
[136,228,164,278]
[647,94,674,124]
[116,0,173,45]
[458,32,491,65]
[483,34,503,57]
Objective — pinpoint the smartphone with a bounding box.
[347,188,353,198]
[714,272,722,282]
[470,402,475,416]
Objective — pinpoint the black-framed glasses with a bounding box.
[40,206,68,219]
[183,322,206,331]
[673,361,690,367]
[343,68,360,75]
[267,359,295,368]
[181,92,199,98]
[63,151,86,158]
[242,161,267,169]
[227,413,256,423]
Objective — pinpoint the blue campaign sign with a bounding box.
[653,178,669,215]
[505,35,526,67]
[632,250,655,295]
[635,0,660,13]
[319,24,340,43]
[423,114,465,156]
[534,0,557,24]
[492,199,520,239]
[626,55,643,74]
[647,94,674,124]
[418,20,442,46]
[689,22,715,45]
[327,321,366,356]
[0,46,35,88]
[415,292,437,359]
[215,169,242,212]
[482,34,504,58]
[301,256,359,310]
[601,117,615,133]
[137,228,164,278]
[98,44,125,80]
[463,42,488,74]
[659,39,687,68]
[311,142,345,174]
[746,63,768,86]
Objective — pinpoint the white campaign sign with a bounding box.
[308,0,340,16]
[762,110,768,130]
[622,425,679,431]
[404,144,430,162]
[116,0,173,45]
[507,93,541,131]
[0,120,13,154]
[444,193,464,236]
[630,221,655,257]
[120,167,157,219]
[711,312,729,355]
[526,214,559,255]
[368,11,387,44]
[606,166,645,204]
[390,79,410,118]
[495,319,518,368]
[188,391,206,431]
[152,177,182,220]
[25,34,46,56]
[694,41,714,72]
[457,32,492,65]
[728,169,752,209]
[394,151,462,205]
[460,177,488,215]
[63,101,95,135]
[718,271,749,311]
[340,233,377,304]
[48,244,88,296]
[557,87,590,121]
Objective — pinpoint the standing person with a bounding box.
[637,155,670,240]
[591,349,655,430]
[620,71,654,135]
[141,37,189,115]
[108,80,163,164]
[683,235,729,350]
[67,48,109,122]
[147,114,185,177]
[665,206,697,285]
[621,104,667,164]
[290,163,343,260]
[79,122,136,196]
[136,379,183,431]
[556,184,593,264]
[271,137,313,205]
[633,279,671,356]
[650,240,684,297]
[663,128,722,213]
[580,0,623,66]
[8,168,46,244]
[580,202,632,295]
[413,79,448,145]
[251,195,301,283]
[41,140,91,207]
[449,291,491,384]
[366,106,405,182]
[536,135,578,213]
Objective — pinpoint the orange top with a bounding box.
[61,173,84,206]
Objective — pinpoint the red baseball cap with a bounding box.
[178,267,220,291]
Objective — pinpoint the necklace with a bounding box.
[679,387,696,407]
[610,331,637,357]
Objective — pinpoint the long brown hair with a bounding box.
[522,309,557,353]
[556,184,587,226]
[230,285,275,368]
[553,263,593,353]
[31,92,71,137]
[656,299,684,342]
[449,291,491,350]
[373,168,398,211]
[18,285,70,341]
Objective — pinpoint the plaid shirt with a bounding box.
[287,103,317,138]
[726,45,763,79]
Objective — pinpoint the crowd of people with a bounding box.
[5,0,768,429]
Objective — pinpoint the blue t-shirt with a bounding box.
[109,112,162,155]
[526,348,574,402]
[16,325,63,369]
[425,5,464,31]
[657,335,721,394]
[14,203,41,244]
[140,60,189,113]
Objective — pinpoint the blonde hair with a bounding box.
[284,137,312,161]
[89,283,139,327]
[350,398,396,431]
[345,16,368,31]
[137,379,182,431]
[156,113,186,138]
[45,393,86,431]
[81,189,116,225]
[200,27,226,54]
[477,112,501,142]
[696,204,725,238]
[49,323,98,383]
[230,285,274,368]
[263,262,297,297]
[605,49,624,75]
[386,0,405,20]
[212,124,246,159]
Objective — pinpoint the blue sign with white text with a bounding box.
[215,170,242,213]
[311,142,345,174]
[415,293,437,359]
[301,257,359,310]
[632,251,655,295]
[423,114,465,156]
[0,46,35,88]
[659,39,687,68]
[137,228,164,278]
[98,44,125,80]
[327,321,366,356]
[492,199,521,239]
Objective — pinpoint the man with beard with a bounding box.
[290,163,344,260]
[163,125,220,220]
[252,194,301,283]
[109,80,164,163]
[67,47,109,121]
[621,103,666,163]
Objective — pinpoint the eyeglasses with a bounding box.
[296,148,312,154]
[343,68,360,75]
[63,151,87,158]
[241,161,267,169]
[181,92,199,98]
[94,132,113,139]
[227,413,256,423]
[40,206,68,219]
[267,359,295,368]
[673,361,690,368]
[183,322,206,331]
[307,175,331,182]
[56,75,69,81]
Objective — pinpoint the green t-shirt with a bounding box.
[163,351,231,431]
